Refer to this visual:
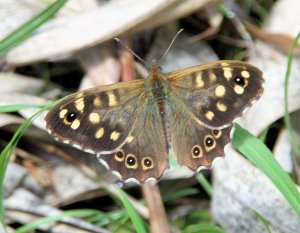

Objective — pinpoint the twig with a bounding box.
[141,183,170,233]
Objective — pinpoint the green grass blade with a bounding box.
[196,173,213,197]
[183,223,226,233]
[0,104,45,113]
[15,209,106,233]
[0,0,67,56]
[284,32,300,157]
[233,124,300,217]
[117,188,147,233]
[258,127,269,142]
[252,210,272,233]
[162,188,199,202]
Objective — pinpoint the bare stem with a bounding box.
[141,183,170,233]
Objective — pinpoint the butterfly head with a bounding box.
[148,59,162,73]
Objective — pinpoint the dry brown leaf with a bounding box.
[0,73,45,94]
[4,0,178,65]
[130,0,222,34]
[5,189,110,233]
[77,43,121,90]
[119,46,136,82]
[0,113,24,128]
[0,0,96,39]
[189,5,223,42]
[244,20,300,55]
[146,25,219,72]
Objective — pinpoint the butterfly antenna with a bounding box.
[114,38,150,69]
[158,29,184,65]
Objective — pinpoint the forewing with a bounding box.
[98,99,169,183]
[167,60,264,128]
[45,80,146,154]
[167,99,232,170]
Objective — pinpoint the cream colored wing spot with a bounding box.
[114,150,125,162]
[110,131,121,141]
[223,68,232,79]
[126,135,134,143]
[142,157,154,170]
[195,72,204,88]
[107,91,117,107]
[216,102,227,112]
[234,85,244,95]
[89,112,100,124]
[95,127,104,139]
[191,145,203,158]
[70,119,80,130]
[76,93,84,98]
[93,97,102,107]
[209,71,217,83]
[205,111,214,120]
[59,109,68,119]
[125,154,138,169]
[241,70,250,79]
[221,62,230,67]
[223,67,233,80]
[75,98,85,112]
[215,85,226,97]
[204,135,216,152]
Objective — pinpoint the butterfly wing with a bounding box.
[45,80,147,153]
[166,97,232,170]
[167,60,264,128]
[99,99,169,183]
[45,80,168,182]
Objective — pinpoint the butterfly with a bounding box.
[45,60,264,183]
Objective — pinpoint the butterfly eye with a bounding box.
[117,151,124,158]
[125,154,138,169]
[65,111,77,123]
[142,157,154,170]
[191,145,203,158]
[205,137,213,146]
[213,130,219,135]
[127,156,136,165]
[144,158,152,167]
[204,135,216,152]
[233,76,245,86]
[212,129,222,138]
[114,150,125,162]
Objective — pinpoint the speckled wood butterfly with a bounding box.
[45,60,264,183]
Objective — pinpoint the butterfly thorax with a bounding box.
[145,60,171,149]
[145,60,169,105]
